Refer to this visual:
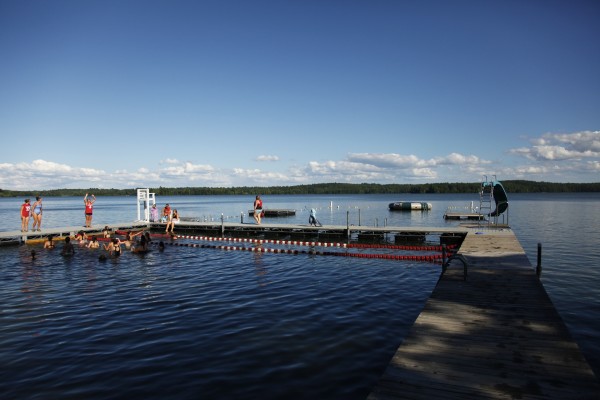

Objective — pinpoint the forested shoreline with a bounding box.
[1,180,599,198]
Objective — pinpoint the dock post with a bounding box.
[442,244,447,270]
[221,213,224,237]
[536,242,542,277]
[240,212,244,224]
[358,209,361,226]
[346,211,350,241]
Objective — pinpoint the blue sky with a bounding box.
[1,0,599,190]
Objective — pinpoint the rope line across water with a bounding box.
[159,241,452,263]
[175,234,457,252]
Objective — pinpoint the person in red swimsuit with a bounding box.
[84,193,96,227]
[20,198,31,232]
[253,195,263,224]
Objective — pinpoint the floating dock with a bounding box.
[247,208,296,217]
[443,211,485,220]
[367,228,600,399]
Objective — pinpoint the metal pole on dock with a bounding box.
[240,212,244,224]
[358,209,361,226]
[221,213,224,237]
[536,242,542,277]
[346,211,350,240]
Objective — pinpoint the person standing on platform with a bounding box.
[253,195,263,224]
[20,198,31,232]
[31,196,43,231]
[84,193,96,228]
[309,208,317,226]
[150,204,159,222]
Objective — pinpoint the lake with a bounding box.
[1,192,599,399]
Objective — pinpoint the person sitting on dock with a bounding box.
[61,236,75,256]
[162,204,171,223]
[165,209,179,234]
[253,195,263,225]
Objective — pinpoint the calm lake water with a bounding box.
[1,193,599,399]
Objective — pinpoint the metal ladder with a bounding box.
[478,175,494,226]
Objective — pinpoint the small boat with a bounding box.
[388,202,432,211]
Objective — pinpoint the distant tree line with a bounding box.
[1,181,599,198]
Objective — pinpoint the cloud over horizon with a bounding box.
[1,130,598,191]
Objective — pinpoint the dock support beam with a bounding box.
[537,242,542,277]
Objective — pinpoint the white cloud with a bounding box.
[256,155,280,162]
[511,130,600,161]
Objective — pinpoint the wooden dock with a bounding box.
[367,229,600,399]
[0,221,469,246]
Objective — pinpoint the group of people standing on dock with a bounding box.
[20,193,96,232]
[20,196,44,232]
[19,194,267,233]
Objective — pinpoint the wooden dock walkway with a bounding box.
[0,220,468,245]
[367,229,600,399]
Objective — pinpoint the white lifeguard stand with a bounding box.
[137,188,156,222]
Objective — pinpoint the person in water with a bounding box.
[103,238,122,257]
[20,198,31,232]
[31,196,43,231]
[61,236,75,256]
[87,236,100,249]
[102,226,111,238]
[44,235,55,249]
[84,193,96,228]
[253,195,263,225]
[131,234,148,253]
[74,231,88,246]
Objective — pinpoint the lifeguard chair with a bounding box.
[137,188,156,222]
